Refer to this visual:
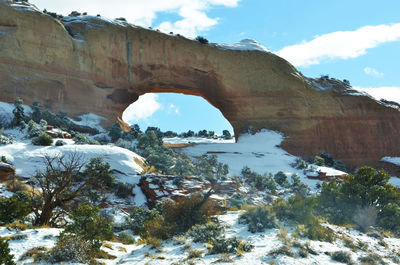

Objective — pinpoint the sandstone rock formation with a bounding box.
[1,0,400,168]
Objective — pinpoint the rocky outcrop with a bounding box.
[1,1,400,168]
[139,175,238,208]
[0,162,15,180]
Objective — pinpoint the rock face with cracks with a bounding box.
[1,0,400,169]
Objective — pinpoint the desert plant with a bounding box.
[208,237,253,254]
[11,98,26,128]
[239,205,279,233]
[126,207,160,235]
[188,222,223,243]
[0,191,31,225]
[0,238,15,265]
[314,156,325,166]
[84,157,115,188]
[63,203,113,250]
[331,250,354,264]
[195,36,209,44]
[31,132,53,146]
[274,171,290,188]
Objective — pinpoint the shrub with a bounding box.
[0,238,15,265]
[331,250,353,264]
[358,253,385,265]
[126,207,159,235]
[63,203,113,250]
[172,175,185,188]
[195,36,209,44]
[296,219,336,242]
[109,123,122,142]
[267,245,295,258]
[274,171,290,188]
[20,246,48,262]
[27,120,42,138]
[188,249,203,259]
[161,194,220,235]
[118,232,135,244]
[290,174,310,197]
[188,222,223,243]
[115,182,134,198]
[74,133,99,145]
[0,134,13,145]
[208,237,253,254]
[55,140,66,146]
[145,145,175,174]
[0,192,31,225]
[239,205,279,233]
[293,158,308,169]
[31,132,53,146]
[84,157,115,188]
[11,98,26,128]
[44,234,94,263]
[314,156,325,166]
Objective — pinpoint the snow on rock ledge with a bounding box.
[213,39,271,53]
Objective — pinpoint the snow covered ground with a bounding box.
[164,136,235,144]
[0,140,144,178]
[4,210,400,265]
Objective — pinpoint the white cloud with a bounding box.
[276,23,400,67]
[353,86,400,103]
[122,93,161,122]
[30,0,239,37]
[364,67,384,78]
[167,103,180,115]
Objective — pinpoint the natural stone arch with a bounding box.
[121,91,235,135]
[1,1,400,169]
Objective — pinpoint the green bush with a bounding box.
[11,98,26,128]
[118,232,135,244]
[331,250,353,264]
[195,36,209,44]
[314,156,325,166]
[0,238,15,265]
[126,207,160,235]
[188,222,224,243]
[274,171,290,188]
[161,194,220,234]
[208,237,253,254]
[85,157,115,188]
[63,203,113,250]
[27,120,42,138]
[44,234,94,263]
[239,205,279,233]
[32,132,53,146]
[318,166,400,231]
[145,145,175,174]
[0,192,31,225]
[114,182,134,198]
[0,133,13,145]
[290,174,310,197]
[73,133,99,145]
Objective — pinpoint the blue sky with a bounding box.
[31,0,400,134]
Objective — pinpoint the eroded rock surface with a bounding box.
[1,1,400,168]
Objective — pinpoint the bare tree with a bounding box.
[31,153,89,226]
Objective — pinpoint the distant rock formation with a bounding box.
[1,0,400,168]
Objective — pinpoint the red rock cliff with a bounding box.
[1,0,400,168]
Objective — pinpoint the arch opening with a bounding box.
[122,92,234,139]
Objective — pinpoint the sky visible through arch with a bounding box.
[31,0,400,134]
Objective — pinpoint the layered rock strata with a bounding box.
[1,1,400,168]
